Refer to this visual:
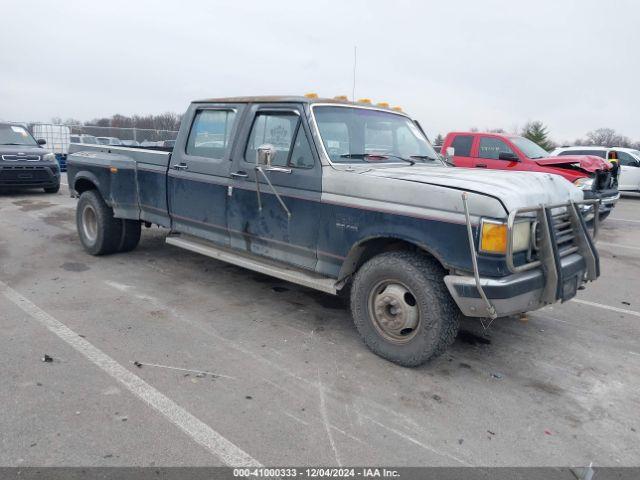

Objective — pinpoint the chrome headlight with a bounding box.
[512,221,532,253]
[573,177,593,191]
[43,153,57,163]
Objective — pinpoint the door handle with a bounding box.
[173,163,188,171]
[476,164,487,168]
[231,171,248,178]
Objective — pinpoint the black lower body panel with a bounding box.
[0,164,60,189]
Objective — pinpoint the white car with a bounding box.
[550,146,640,193]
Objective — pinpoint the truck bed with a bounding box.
[67,143,172,226]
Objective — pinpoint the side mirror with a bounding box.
[498,151,518,161]
[445,147,455,157]
[37,139,46,145]
[256,144,276,167]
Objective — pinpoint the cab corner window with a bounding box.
[186,109,236,159]
[478,137,514,160]
[451,135,473,157]
[289,126,315,168]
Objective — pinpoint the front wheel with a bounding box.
[350,251,459,367]
[76,190,123,255]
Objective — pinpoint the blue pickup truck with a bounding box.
[67,96,600,366]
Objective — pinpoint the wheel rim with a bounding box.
[368,280,420,344]
[81,204,98,244]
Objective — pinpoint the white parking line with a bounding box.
[572,298,640,318]
[0,279,261,467]
[598,241,640,251]
[610,218,640,224]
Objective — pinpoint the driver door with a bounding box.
[227,104,322,270]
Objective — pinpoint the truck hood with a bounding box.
[360,165,583,212]
[534,155,610,173]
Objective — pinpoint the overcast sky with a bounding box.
[1,0,638,142]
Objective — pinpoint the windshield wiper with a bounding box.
[340,153,414,165]
[0,143,29,146]
[410,155,440,162]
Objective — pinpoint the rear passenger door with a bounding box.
[168,104,244,245]
[227,104,322,270]
[449,134,475,167]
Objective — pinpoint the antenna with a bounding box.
[352,46,357,101]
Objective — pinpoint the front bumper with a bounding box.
[0,162,60,188]
[584,189,619,212]
[445,253,586,317]
[455,197,599,319]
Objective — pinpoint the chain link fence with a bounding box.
[8,122,179,153]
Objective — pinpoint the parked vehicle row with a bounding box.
[66,96,601,366]
[442,132,620,220]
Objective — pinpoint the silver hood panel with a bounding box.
[322,165,583,223]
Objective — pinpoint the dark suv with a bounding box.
[0,123,61,193]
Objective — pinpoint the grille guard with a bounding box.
[461,194,601,318]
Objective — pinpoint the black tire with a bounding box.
[598,210,611,222]
[44,184,60,194]
[118,219,142,252]
[76,190,123,255]
[350,251,459,367]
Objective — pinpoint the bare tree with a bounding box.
[585,128,631,147]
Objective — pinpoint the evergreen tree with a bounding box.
[521,121,554,151]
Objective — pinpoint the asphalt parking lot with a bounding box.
[1,175,639,467]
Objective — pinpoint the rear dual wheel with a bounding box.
[350,251,459,367]
[76,190,141,255]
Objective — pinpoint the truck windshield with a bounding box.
[0,124,38,146]
[313,106,440,164]
[510,136,549,159]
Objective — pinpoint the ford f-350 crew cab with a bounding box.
[67,96,600,366]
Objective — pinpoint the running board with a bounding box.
[165,234,338,295]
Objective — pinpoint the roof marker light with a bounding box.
[304,92,319,99]
[357,98,372,104]
[376,102,390,108]
[392,106,403,112]
[333,95,348,101]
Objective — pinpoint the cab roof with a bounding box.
[192,96,406,113]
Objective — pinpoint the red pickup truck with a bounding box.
[441,132,619,219]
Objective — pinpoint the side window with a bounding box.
[478,137,514,160]
[245,112,299,167]
[451,135,473,157]
[186,109,236,159]
[289,126,315,168]
[617,151,638,166]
